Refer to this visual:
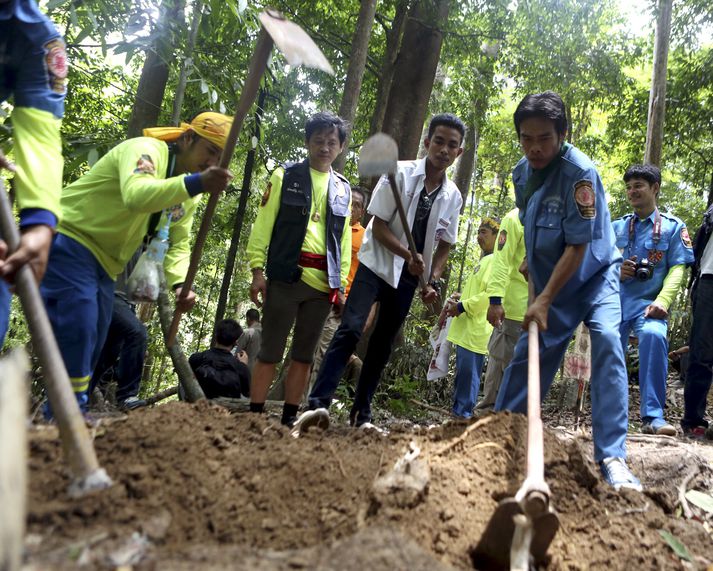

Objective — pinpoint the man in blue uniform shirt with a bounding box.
[613,164,694,436]
[0,0,67,345]
[495,91,641,491]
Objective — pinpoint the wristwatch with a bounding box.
[428,279,443,295]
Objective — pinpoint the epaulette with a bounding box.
[659,210,683,224]
[333,170,350,184]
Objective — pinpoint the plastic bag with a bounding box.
[427,317,452,381]
[126,223,170,303]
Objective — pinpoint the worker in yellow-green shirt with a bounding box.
[446,217,499,418]
[475,207,529,415]
[246,111,352,427]
[40,112,233,412]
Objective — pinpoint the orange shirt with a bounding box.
[346,222,365,296]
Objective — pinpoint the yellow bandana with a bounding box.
[142,112,233,149]
[480,216,500,233]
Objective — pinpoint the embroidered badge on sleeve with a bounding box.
[44,39,68,94]
[681,227,693,249]
[260,182,272,207]
[134,155,156,175]
[498,229,508,251]
[574,180,596,219]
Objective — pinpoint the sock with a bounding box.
[250,402,265,413]
[281,403,299,425]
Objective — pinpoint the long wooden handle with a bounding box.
[526,320,545,487]
[166,28,274,347]
[0,181,104,486]
[387,173,428,290]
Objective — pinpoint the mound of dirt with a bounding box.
[25,401,712,569]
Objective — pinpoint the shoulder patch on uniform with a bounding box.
[260,181,272,207]
[498,229,507,251]
[169,204,185,222]
[574,179,596,219]
[681,226,693,249]
[134,154,156,175]
[44,39,68,94]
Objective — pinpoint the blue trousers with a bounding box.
[620,314,668,422]
[40,234,114,410]
[90,295,147,402]
[0,279,9,347]
[309,264,417,424]
[682,277,713,429]
[496,290,628,463]
[452,346,486,418]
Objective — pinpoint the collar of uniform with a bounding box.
[634,209,658,224]
[410,157,450,201]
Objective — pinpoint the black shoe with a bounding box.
[118,396,146,411]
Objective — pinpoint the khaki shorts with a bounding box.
[258,280,331,364]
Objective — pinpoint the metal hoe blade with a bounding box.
[259,10,334,75]
[358,133,398,178]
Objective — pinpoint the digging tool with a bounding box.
[0,180,111,497]
[166,9,334,347]
[471,320,559,570]
[357,133,429,293]
[0,350,28,571]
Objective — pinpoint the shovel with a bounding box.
[471,320,559,570]
[0,180,111,497]
[166,9,334,347]
[357,134,429,294]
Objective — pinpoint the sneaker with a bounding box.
[641,419,677,436]
[599,457,643,492]
[118,396,146,411]
[290,408,330,437]
[357,422,384,434]
[682,425,707,440]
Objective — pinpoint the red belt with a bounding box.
[299,251,328,271]
[298,252,341,305]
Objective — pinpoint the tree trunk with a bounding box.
[171,0,203,127]
[214,89,267,325]
[126,0,184,137]
[453,124,479,214]
[369,0,411,135]
[157,288,205,402]
[381,0,450,159]
[333,0,378,173]
[457,191,476,292]
[644,0,673,166]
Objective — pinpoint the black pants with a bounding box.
[309,264,417,424]
[682,276,713,429]
[90,295,147,402]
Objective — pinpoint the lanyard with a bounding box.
[628,208,662,259]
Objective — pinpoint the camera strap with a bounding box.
[628,208,662,261]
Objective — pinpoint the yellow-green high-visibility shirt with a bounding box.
[447,253,494,354]
[58,137,199,287]
[485,207,528,322]
[246,167,351,293]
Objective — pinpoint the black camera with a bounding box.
[635,258,654,281]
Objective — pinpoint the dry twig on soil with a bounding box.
[328,442,348,478]
[678,464,700,519]
[433,416,500,456]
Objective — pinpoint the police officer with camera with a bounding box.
[613,164,694,435]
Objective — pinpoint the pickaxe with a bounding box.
[357,133,430,294]
[166,9,334,347]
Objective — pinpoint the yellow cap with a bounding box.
[142,112,233,149]
[480,216,500,233]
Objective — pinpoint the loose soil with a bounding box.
[24,399,713,570]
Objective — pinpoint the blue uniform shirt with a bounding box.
[513,145,622,347]
[612,210,694,321]
[0,0,47,22]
